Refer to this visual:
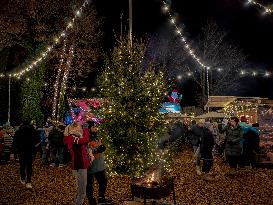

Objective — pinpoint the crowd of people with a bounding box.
[170,116,260,180]
[0,118,112,205]
[159,115,260,180]
[0,115,261,204]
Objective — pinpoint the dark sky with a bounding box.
[95,0,273,65]
[93,0,273,100]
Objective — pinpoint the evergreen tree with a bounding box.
[21,63,45,126]
[99,39,169,178]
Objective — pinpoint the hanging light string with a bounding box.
[56,45,74,121]
[161,1,272,82]
[5,0,91,79]
[174,69,271,80]
[52,38,68,121]
[162,1,211,70]
[246,0,273,14]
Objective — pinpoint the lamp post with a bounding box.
[207,67,209,113]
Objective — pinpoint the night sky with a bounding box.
[94,0,273,102]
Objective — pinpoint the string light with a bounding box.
[162,1,210,70]
[172,69,272,81]
[246,0,273,15]
[52,39,68,121]
[239,70,271,77]
[161,0,272,83]
[56,45,74,121]
[4,0,91,79]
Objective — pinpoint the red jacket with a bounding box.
[64,128,90,170]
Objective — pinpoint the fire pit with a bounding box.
[131,169,176,205]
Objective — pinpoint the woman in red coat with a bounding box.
[64,121,90,205]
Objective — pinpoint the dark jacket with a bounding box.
[243,127,260,154]
[13,125,38,154]
[170,122,185,142]
[190,124,203,146]
[200,127,215,160]
[224,125,243,157]
[48,127,64,146]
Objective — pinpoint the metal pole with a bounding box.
[206,68,209,113]
[129,0,133,47]
[8,76,11,124]
[120,12,123,42]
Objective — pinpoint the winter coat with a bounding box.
[48,127,64,147]
[224,125,243,157]
[170,122,185,142]
[37,128,47,146]
[243,127,260,154]
[63,128,90,170]
[13,125,38,155]
[200,127,215,160]
[88,132,106,174]
[190,124,203,146]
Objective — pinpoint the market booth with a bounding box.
[205,96,273,167]
[195,111,225,123]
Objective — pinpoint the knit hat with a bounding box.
[240,116,247,122]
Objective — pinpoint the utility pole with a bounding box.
[8,76,11,125]
[129,0,133,48]
[120,12,123,42]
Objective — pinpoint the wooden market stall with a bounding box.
[205,96,273,167]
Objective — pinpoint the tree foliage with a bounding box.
[98,39,169,178]
[0,0,102,123]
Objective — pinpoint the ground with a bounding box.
[1,150,273,205]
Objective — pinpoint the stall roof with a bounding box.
[165,113,192,118]
[205,96,269,108]
[195,111,225,119]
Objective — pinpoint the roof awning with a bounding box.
[205,96,269,108]
[195,111,225,119]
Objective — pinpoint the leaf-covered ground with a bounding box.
[1,150,273,205]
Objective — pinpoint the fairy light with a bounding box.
[56,45,74,121]
[162,1,210,70]
[246,0,273,15]
[177,75,182,80]
[6,0,91,79]
[52,39,67,121]
[265,71,271,77]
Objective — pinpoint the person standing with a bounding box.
[86,121,112,205]
[200,122,215,180]
[190,119,205,175]
[49,124,65,167]
[223,117,243,174]
[64,121,90,205]
[13,120,39,189]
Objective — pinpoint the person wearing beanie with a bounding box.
[86,121,112,205]
[222,117,243,174]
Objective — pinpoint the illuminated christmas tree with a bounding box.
[99,39,169,178]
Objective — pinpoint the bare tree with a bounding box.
[192,21,247,107]
[145,26,188,80]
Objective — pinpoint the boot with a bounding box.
[98,197,112,205]
[88,197,97,205]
